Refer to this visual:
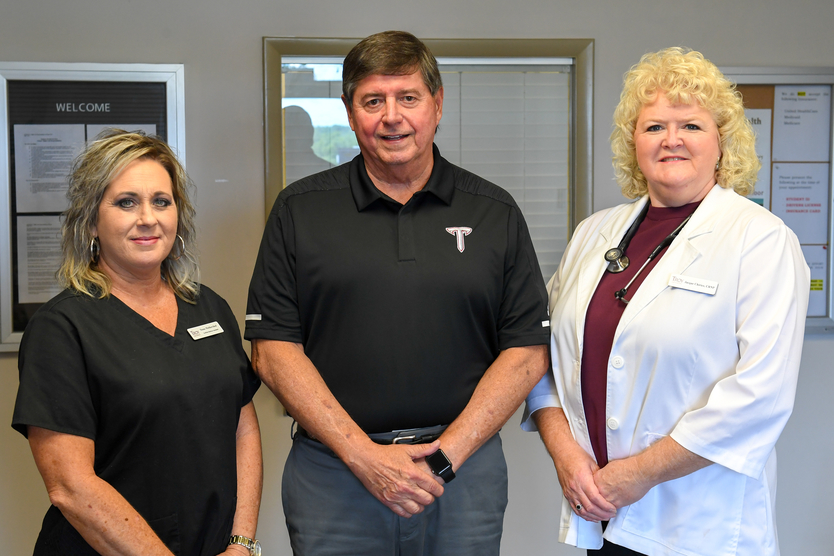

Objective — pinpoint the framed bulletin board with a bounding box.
[722,67,834,333]
[0,62,185,351]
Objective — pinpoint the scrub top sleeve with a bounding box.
[240,360,260,406]
[230,311,261,405]
[12,306,97,440]
[671,221,809,479]
[244,198,303,343]
[212,288,261,406]
[496,205,550,350]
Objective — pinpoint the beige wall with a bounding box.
[2,0,833,553]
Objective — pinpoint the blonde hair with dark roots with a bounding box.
[58,129,200,302]
[611,47,760,199]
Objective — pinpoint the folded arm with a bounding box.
[593,436,711,509]
[432,345,548,476]
[532,407,617,522]
[251,339,443,518]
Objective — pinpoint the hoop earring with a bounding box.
[90,237,100,264]
[168,234,185,261]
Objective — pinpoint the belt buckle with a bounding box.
[392,434,416,444]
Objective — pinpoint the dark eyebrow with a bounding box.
[359,88,423,102]
[112,190,172,198]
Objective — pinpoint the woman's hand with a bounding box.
[554,439,618,522]
[532,407,616,522]
[593,457,651,509]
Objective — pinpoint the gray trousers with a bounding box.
[282,433,508,556]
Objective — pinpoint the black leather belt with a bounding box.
[296,424,447,445]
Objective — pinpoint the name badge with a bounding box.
[187,321,224,340]
[668,274,718,295]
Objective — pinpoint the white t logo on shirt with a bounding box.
[446,227,473,253]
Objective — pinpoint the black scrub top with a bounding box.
[12,285,260,556]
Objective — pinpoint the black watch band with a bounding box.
[426,448,456,482]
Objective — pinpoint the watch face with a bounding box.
[253,540,262,556]
[426,450,451,473]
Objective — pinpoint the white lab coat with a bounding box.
[523,185,809,556]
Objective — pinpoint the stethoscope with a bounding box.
[604,202,693,303]
[603,203,649,274]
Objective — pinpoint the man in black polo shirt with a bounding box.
[245,30,549,556]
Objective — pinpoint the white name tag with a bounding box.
[245,314,262,321]
[542,320,550,327]
[668,274,718,295]
[187,321,224,340]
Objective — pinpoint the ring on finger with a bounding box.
[575,503,583,512]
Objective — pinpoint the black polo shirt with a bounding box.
[245,145,549,433]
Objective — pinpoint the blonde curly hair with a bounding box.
[58,129,200,302]
[611,47,760,199]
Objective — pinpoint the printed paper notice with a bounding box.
[802,245,827,317]
[16,215,63,304]
[14,124,85,213]
[771,163,830,244]
[745,109,772,209]
[772,85,831,162]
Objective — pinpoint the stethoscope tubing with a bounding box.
[607,204,693,303]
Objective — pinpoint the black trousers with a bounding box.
[587,522,646,556]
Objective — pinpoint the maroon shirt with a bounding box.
[581,201,699,467]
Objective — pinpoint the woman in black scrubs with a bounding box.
[13,130,263,556]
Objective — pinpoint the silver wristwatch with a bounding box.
[229,534,262,556]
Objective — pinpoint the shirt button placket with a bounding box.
[398,205,416,262]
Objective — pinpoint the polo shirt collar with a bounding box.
[349,144,455,211]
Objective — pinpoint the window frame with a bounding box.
[262,37,594,231]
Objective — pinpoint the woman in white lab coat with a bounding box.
[523,47,809,556]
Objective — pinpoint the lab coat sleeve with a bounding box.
[520,368,561,431]
[670,218,809,479]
